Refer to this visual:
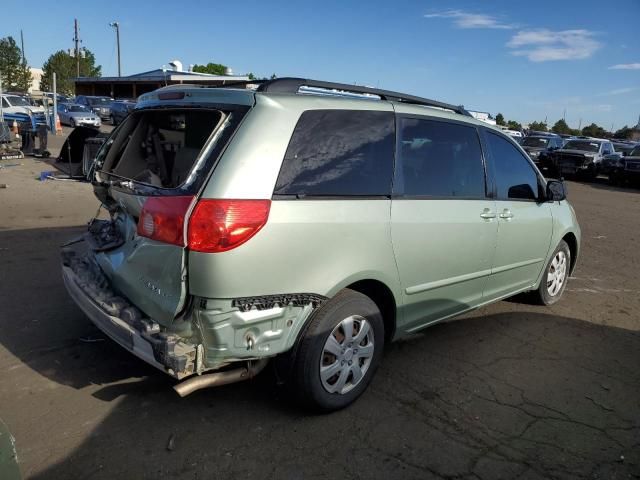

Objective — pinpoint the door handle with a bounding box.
[499,209,514,219]
[480,208,496,219]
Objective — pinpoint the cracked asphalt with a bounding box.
[0,134,638,479]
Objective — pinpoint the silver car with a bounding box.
[57,103,101,128]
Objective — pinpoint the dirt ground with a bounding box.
[0,130,639,479]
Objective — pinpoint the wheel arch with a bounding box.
[562,231,578,275]
[344,279,397,343]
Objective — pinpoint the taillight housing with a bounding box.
[187,199,271,253]
[137,196,194,246]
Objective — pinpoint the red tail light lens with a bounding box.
[188,199,271,253]
[137,196,194,246]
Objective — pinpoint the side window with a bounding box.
[1,98,9,108]
[602,143,612,155]
[395,118,485,198]
[486,132,539,201]
[274,110,395,196]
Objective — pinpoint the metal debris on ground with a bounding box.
[166,434,176,451]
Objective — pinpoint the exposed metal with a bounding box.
[173,359,269,397]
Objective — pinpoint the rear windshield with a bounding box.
[97,109,224,189]
[521,137,549,147]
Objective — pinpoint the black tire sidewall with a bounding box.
[295,290,384,412]
[538,240,571,305]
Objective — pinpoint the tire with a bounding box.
[110,115,117,126]
[292,289,384,412]
[532,240,571,305]
[69,118,75,128]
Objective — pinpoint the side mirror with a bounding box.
[546,180,566,201]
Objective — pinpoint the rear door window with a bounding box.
[485,131,540,201]
[395,117,485,198]
[274,110,395,196]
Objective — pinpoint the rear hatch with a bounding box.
[88,88,253,325]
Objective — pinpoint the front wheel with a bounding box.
[69,118,76,128]
[533,240,571,305]
[292,289,384,411]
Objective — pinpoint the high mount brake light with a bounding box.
[187,199,271,253]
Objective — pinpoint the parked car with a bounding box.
[520,134,564,172]
[601,142,637,178]
[61,78,581,411]
[1,93,47,127]
[75,95,113,121]
[1,93,46,117]
[42,92,72,106]
[548,138,614,178]
[608,145,640,186]
[56,103,101,128]
[109,100,135,125]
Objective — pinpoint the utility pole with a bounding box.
[20,30,25,66]
[73,19,81,77]
[109,22,121,77]
[578,118,582,130]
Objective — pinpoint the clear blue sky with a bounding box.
[7,0,640,130]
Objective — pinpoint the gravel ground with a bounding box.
[0,130,638,479]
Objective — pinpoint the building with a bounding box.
[74,61,249,99]
[29,67,43,94]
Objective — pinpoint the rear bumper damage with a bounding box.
[62,244,199,379]
[61,237,322,390]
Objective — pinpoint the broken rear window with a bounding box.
[98,109,225,189]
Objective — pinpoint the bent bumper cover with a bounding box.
[62,265,170,374]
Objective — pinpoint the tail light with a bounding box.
[187,199,271,253]
[137,196,194,246]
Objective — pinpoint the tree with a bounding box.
[0,36,31,92]
[551,119,572,135]
[192,62,228,75]
[613,126,632,140]
[247,72,256,80]
[495,113,505,126]
[528,121,547,132]
[506,120,522,131]
[581,123,607,138]
[41,49,101,95]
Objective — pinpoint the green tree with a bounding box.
[0,36,32,92]
[581,123,607,138]
[613,126,632,140]
[495,113,505,126]
[551,119,572,135]
[247,72,256,80]
[528,121,547,132]
[506,120,522,131]
[192,62,228,75]
[41,49,101,95]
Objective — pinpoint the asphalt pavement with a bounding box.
[0,129,638,479]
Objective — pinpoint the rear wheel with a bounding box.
[533,240,570,305]
[292,289,384,411]
[69,118,76,128]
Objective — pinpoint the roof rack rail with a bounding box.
[256,77,471,116]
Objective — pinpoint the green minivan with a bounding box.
[62,78,580,411]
